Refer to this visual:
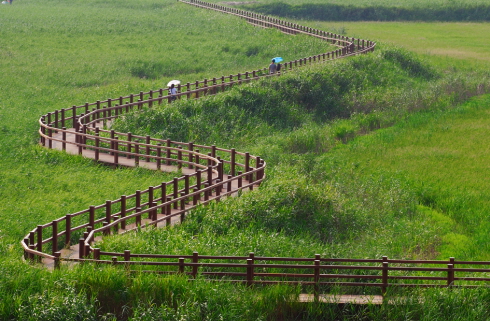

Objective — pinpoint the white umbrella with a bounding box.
[167,80,181,87]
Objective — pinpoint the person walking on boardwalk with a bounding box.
[169,83,177,101]
[269,59,277,74]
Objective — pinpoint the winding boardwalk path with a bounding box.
[20,1,435,306]
[40,120,249,270]
[25,0,374,266]
[21,0,490,305]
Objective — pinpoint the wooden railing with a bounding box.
[50,253,490,297]
[25,0,490,300]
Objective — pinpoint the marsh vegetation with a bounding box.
[1,0,490,319]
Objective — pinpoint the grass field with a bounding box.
[223,0,489,6]
[0,0,332,245]
[1,0,490,319]
[233,0,490,22]
[316,21,490,70]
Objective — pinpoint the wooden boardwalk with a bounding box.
[22,0,387,304]
[41,123,248,270]
[40,127,390,306]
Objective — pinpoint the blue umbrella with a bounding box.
[272,57,283,63]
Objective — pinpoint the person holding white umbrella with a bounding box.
[167,80,180,102]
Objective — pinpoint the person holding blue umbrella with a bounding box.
[269,59,277,74]
[269,57,283,74]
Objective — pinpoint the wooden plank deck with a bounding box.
[299,294,385,305]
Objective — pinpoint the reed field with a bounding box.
[1,0,490,319]
[234,0,490,22]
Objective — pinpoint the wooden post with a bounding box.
[94,134,99,161]
[61,108,65,128]
[124,250,131,265]
[127,132,132,159]
[247,258,254,286]
[382,256,388,295]
[114,137,119,165]
[188,142,194,169]
[148,186,154,219]
[448,258,455,287]
[166,197,171,226]
[207,166,213,186]
[256,156,262,180]
[245,152,250,181]
[135,190,141,209]
[89,206,95,232]
[51,220,58,255]
[230,148,236,176]
[178,147,182,169]
[314,254,321,301]
[105,200,112,228]
[65,214,71,245]
[150,202,157,221]
[217,158,223,182]
[62,127,66,151]
[156,143,162,170]
[173,178,179,209]
[180,192,186,222]
[134,139,139,166]
[136,207,142,227]
[160,182,167,214]
[166,139,171,165]
[54,251,61,269]
[36,225,43,262]
[145,135,151,162]
[204,183,209,201]
[192,252,199,278]
[110,130,115,155]
[183,175,190,196]
[77,129,83,155]
[195,150,200,168]
[227,175,232,192]
[215,179,221,197]
[72,105,77,128]
[179,258,185,274]
[78,238,85,259]
[120,195,127,230]
[193,187,199,205]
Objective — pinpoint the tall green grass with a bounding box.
[237,1,490,22]
[0,0,332,245]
